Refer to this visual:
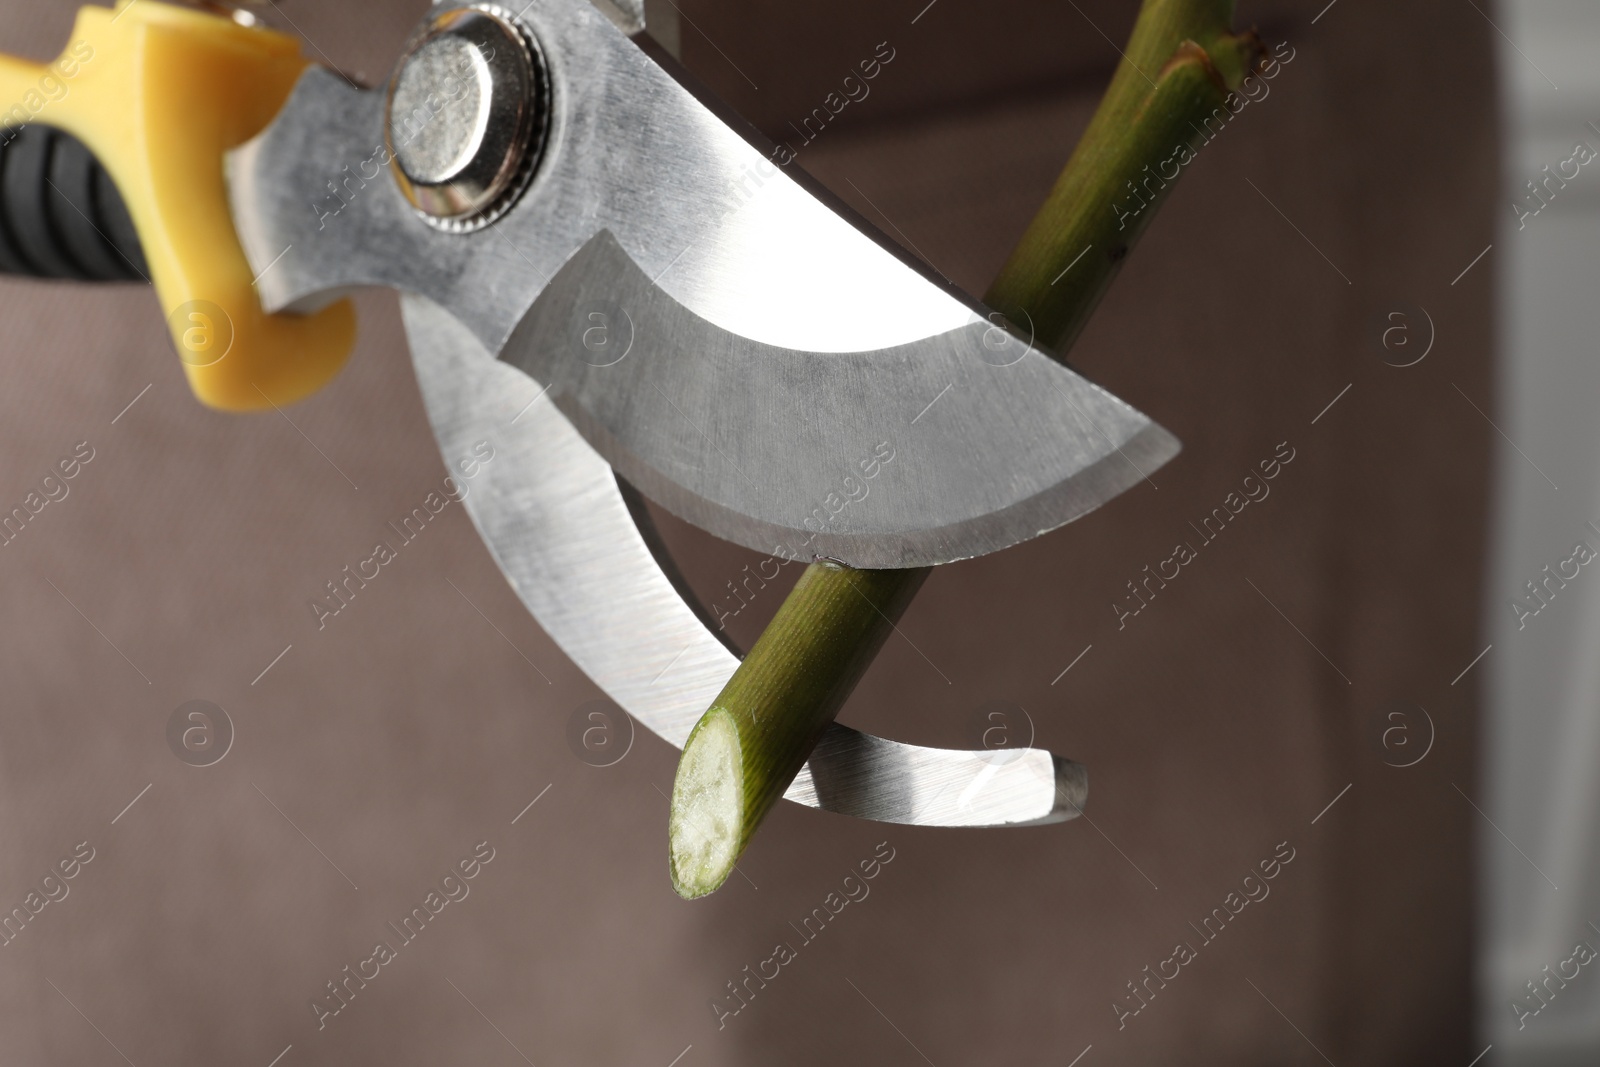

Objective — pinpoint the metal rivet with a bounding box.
[385,3,549,233]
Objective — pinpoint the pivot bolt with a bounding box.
[385,3,549,232]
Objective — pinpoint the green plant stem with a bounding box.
[668,563,927,896]
[669,0,1264,900]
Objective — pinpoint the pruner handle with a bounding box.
[0,1,354,411]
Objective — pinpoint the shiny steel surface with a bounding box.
[403,292,1084,826]
[229,0,1178,567]
[500,231,1178,567]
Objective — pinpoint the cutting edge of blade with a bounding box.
[596,414,1181,570]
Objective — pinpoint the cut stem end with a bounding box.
[668,708,744,899]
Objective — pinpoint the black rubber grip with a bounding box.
[0,124,148,282]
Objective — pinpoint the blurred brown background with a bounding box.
[0,0,1495,1064]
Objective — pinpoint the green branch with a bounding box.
[668,0,1265,899]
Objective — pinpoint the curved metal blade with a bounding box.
[403,292,1085,827]
[500,230,1178,567]
[228,0,1177,568]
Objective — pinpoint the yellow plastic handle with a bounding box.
[0,1,354,411]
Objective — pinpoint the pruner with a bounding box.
[0,1,1178,828]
